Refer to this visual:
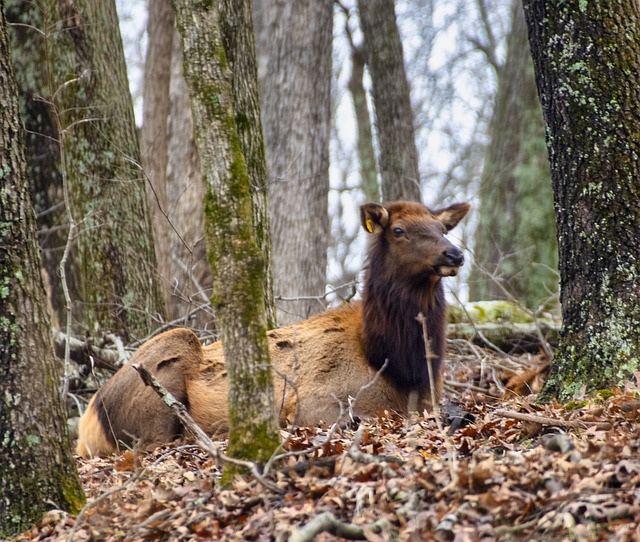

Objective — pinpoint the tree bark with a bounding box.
[523,0,640,400]
[141,0,176,319]
[357,0,422,203]
[170,0,280,475]
[470,0,557,309]
[0,6,85,535]
[165,28,212,329]
[42,0,165,340]
[6,0,65,327]
[254,0,332,325]
[220,0,276,329]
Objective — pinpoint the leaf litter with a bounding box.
[10,345,640,542]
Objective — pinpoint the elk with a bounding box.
[76,200,470,457]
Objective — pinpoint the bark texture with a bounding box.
[523,0,640,400]
[142,0,275,330]
[357,0,421,203]
[6,0,65,326]
[254,0,332,325]
[470,0,557,308]
[0,6,85,535]
[40,0,165,340]
[171,0,280,473]
[220,0,276,329]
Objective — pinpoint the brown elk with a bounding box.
[76,200,470,458]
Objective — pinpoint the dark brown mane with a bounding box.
[361,246,446,392]
[358,200,469,394]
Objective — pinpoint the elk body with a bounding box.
[77,201,470,457]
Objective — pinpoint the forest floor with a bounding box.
[11,342,640,542]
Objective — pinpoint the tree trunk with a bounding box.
[470,0,557,309]
[357,0,421,203]
[220,0,276,329]
[523,0,640,400]
[254,0,332,325]
[6,0,66,327]
[0,7,85,535]
[141,0,176,320]
[344,26,380,203]
[170,0,280,475]
[165,28,212,329]
[42,0,165,340]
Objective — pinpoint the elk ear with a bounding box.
[433,202,471,231]
[360,203,389,234]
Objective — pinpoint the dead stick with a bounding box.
[289,512,389,542]
[494,409,611,430]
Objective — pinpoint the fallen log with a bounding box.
[447,321,559,353]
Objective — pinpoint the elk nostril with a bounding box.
[444,250,464,266]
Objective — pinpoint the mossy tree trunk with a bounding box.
[357,0,421,203]
[220,0,276,329]
[523,0,640,400]
[0,6,85,536]
[6,0,65,326]
[141,0,275,330]
[470,0,557,309]
[13,0,165,340]
[254,0,332,325]
[170,0,280,474]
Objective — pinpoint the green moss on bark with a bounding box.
[173,0,280,477]
[524,0,640,402]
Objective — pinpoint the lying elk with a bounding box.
[77,200,470,457]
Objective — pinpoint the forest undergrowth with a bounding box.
[11,342,640,542]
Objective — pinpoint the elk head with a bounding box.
[360,200,470,282]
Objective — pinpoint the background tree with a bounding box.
[254,0,332,325]
[337,2,380,203]
[357,0,421,202]
[0,5,85,535]
[171,0,280,471]
[10,0,165,341]
[470,0,557,308]
[141,1,214,331]
[141,0,276,332]
[6,0,65,326]
[523,0,640,400]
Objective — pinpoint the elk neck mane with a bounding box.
[361,242,447,392]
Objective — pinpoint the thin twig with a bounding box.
[417,312,458,482]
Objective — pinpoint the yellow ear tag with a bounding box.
[366,219,374,233]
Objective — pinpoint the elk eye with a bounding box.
[393,226,405,237]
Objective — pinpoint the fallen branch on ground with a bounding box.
[448,322,559,354]
[289,511,391,542]
[54,330,122,372]
[494,409,612,430]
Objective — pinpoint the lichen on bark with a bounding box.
[523,0,640,401]
[1,5,85,535]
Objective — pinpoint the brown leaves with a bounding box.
[9,354,640,542]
